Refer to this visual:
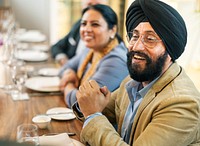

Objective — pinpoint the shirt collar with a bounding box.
[125,76,160,103]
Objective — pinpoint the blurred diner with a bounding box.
[59,4,129,108]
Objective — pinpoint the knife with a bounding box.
[45,111,74,116]
[43,132,76,136]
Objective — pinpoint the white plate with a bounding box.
[38,68,59,76]
[25,76,60,92]
[16,50,48,62]
[46,107,76,120]
[17,30,46,43]
[31,44,49,52]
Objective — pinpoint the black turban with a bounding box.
[126,0,187,61]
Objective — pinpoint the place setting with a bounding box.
[25,76,60,92]
[32,107,76,125]
[16,123,85,146]
[13,29,49,63]
[15,50,49,62]
[14,43,49,62]
[23,65,62,97]
[37,67,60,77]
[26,107,83,146]
[16,29,47,43]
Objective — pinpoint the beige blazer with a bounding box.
[80,63,200,146]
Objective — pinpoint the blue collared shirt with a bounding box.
[121,77,159,143]
[83,77,159,143]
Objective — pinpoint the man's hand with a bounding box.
[76,80,111,117]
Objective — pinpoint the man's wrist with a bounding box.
[83,112,102,128]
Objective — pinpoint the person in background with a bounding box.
[59,4,129,108]
[51,0,108,66]
[75,0,200,145]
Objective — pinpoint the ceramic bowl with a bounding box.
[32,115,51,129]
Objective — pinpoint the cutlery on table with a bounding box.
[37,111,74,116]
[29,92,63,97]
[46,111,74,116]
[43,133,76,136]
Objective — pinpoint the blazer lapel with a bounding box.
[129,62,182,142]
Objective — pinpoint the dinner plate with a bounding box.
[17,30,46,43]
[38,68,59,76]
[31,44,49,52]
[25,76,60,92]
[46,107,76,120]
[15,50,48,62]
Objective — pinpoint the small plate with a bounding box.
[25,76,60,92]
[46,107,76,120]
[38,68,59,76]
[15,50,48,62]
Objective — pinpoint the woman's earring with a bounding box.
[110,36,114,39]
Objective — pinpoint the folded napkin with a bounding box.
[39,133,85,146]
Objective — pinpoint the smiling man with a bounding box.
[75,0,200,146]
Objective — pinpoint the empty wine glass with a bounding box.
[11,64,29,100]
[0,35,16,93]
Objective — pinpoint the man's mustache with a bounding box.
[127,51,150,60]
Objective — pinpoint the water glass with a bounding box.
[11,64,29,100]
[16,124,40,145]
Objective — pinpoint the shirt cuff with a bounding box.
[83,112,102,128]
[65,90,77,108]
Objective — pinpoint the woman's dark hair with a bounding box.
[82,4,123,43]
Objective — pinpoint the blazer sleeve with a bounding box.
[80,115,129,146]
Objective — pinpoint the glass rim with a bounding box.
[17,123,38,132]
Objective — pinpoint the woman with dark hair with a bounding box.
[59,4,128,108]
[51,0,108,66]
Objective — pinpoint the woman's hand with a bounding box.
[76,80,111,117]
[58,57,68,66]
[59,69,79,92]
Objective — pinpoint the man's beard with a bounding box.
[127,50,168,82]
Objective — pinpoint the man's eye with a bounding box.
[132,35,139,41]
[145,35,157,42]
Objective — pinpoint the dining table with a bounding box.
[0,43,83,144]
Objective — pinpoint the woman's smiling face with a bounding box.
[80,9,115,51]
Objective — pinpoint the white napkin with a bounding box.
[39,133,85,146]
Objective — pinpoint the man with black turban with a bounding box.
[74,0,200,145]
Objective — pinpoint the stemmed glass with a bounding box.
[0,17,19,92]
[10,64,29,100]
[0,34,16,92]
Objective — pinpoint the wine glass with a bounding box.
[16,124,40,145]
[0,34,16,93]
[11,64,29,100]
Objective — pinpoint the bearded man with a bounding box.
[75,0,200,145]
